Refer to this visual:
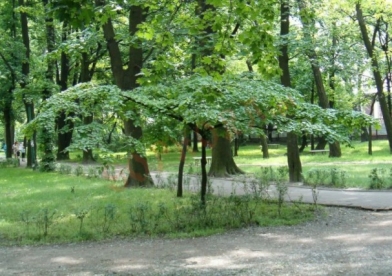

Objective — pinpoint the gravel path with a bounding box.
[1,208,392,275]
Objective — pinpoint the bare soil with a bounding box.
[1,207,392,275]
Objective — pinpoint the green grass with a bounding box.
[68,139,392,189]
[0,167,316,245]
[136,140,392,189]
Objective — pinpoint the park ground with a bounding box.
[1,207,392,275]
[2,141,392,275]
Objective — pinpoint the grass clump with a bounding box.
[303,168,347,188]
[0,167,315,245]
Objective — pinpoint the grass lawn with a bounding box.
[0,167,316,245]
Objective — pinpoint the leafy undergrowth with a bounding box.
[0,168,315,246]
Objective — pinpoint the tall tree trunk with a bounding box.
[97,1,152,186]
[327,23,342,157]
[57,21,73,160]
[197,0,242,177]
[279,0,302,182]
[40,0,56,171]
[19,0,37,168]
[356,4,392,153]
[80,52,95,163]
[177,129,189,197]
[297,0,341,157]
[3,100,14,159]
[208,128,244,177]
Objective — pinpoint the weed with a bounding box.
[20,211,34,236]
[311,183,319,209]
[74,166,84,177]
[276,166,288,216]
[369,168,386,189]
[103,204,117,233]
[86,166,102,178]
[330,168,347,188]
[0,158,20,168]
[35,208,57,237]
[58,164,72,175]
[75,209,89,234]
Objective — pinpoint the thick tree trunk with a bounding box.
[208,128,244,177]
[196,0,243,178]
[97,1,152,186]
[279,0,302,182]
[357,4,392,153]
[260,135,269,159]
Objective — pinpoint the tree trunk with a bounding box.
[192,131,199,152]
[200,133,209,205]
[40,0,56,171]
[361,127,369,142]
[327,23,342,157]
[279,0,302,182]
[260,134,269,159]
[356,4,392,153]
[196,0,242,177]
[299,132,307,152]
[368,125,373,155]
[297,0,341,157]
[208,128,244,177]
[80,52,96,164]
[97,1,152,186]
[57,21,73,160]
[3,102,14,159]
[177,129,189,197]
[233,134,239,157]
[56,112,72,160]
[19,0,37,168]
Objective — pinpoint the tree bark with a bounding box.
[97,1,152,186]
[56,21,73,160]
[192,131,199,152]
[19,0,37,168]
[279,0,302,182]
[80,52,95,164]
[177,129,190,197]
[260,134,269,159]
[40,0,56,171]
[208,128,244,177]
[196,0,242,177]
[3,99,14,159]
[356,4,392,153]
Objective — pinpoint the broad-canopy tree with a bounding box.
[28,74,377,203]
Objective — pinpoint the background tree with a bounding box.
[296,0,342,157]
[356,2,392,153]
[278,0,302,182]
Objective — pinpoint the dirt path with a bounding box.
[1,208,392,275]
